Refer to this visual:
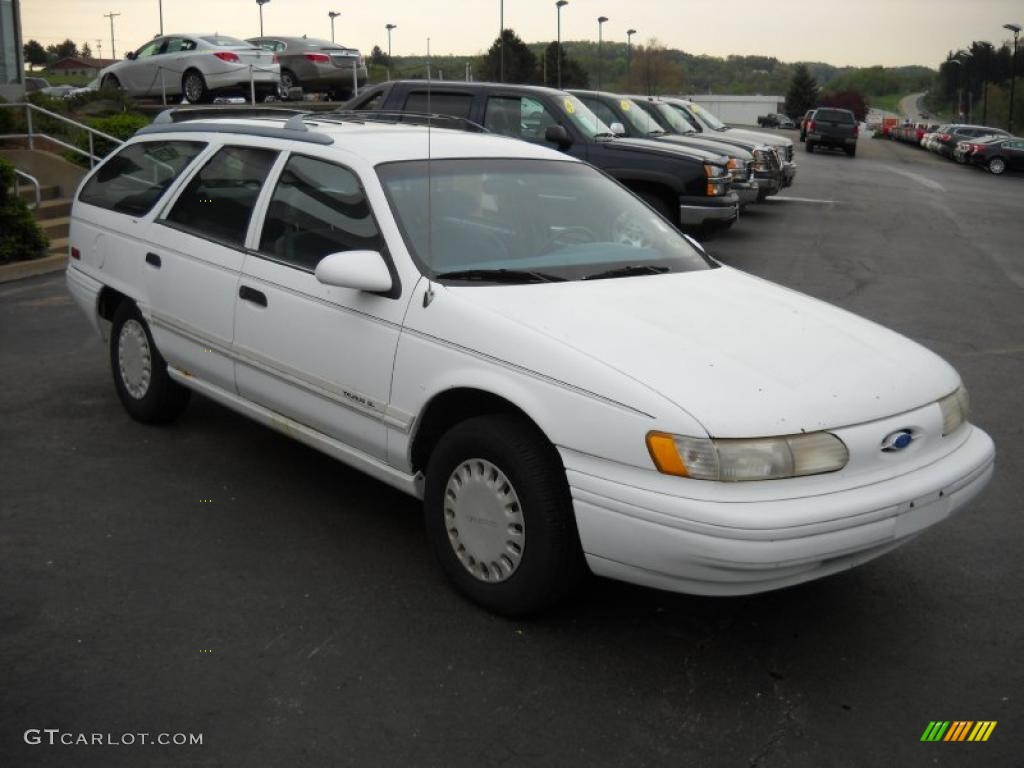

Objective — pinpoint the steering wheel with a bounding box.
[543,226,599,252]
[611,210,655,249]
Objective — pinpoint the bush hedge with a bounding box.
[0,158,49,263]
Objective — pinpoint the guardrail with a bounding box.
[0,102,124,167]
[11,167,41,210]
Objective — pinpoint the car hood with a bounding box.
[653,134,753,160]
[721,127,793,150]
[605,136,728,165]
[448,267,958,437]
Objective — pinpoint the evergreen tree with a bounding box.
[23,39,48,69]
[370,45,389,67]
[541,42,589,88]
[46,39,79,60]
[481,29,537,84]
[785,64,819,118]
[82,42,93,59]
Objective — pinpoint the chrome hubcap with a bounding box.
[444,459,525,583]
[990,158,1005,174]
[184,75,202,101]
[118,319,152,400]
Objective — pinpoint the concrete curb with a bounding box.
[0,253,67,284]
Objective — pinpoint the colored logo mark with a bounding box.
[920,721,997,742]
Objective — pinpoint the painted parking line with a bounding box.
[765,196,840,204]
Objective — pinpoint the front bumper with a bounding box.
[678,192,739,227]
[734,181,760,206]
[563,424,995,596]
[807,133,857,148]
[782,161,797,187]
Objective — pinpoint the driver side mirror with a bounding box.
[126,51,138,60]
[609,122,626,136]
[545,124,573,149]
[315,250,393,293]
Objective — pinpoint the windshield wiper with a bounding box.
[583,264,669,280]
[434,268,566,284]
[648,129,668,136]
[593,131,618,139]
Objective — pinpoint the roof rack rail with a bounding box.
[151,105,309,124]
[318,109,489,133]
[138,109,333,146]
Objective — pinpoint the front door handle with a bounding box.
[145,252,161,268]
[239,285,268,307]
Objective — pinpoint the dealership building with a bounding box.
[0,0,24,101]
[685,94,785,126]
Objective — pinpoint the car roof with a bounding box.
[250,36,350,46]
[383,79,573,98]
[142,116,580,165]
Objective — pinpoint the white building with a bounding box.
[0,0,24,100]
[685,95,784,126]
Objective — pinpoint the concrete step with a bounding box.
[19,184,61,203]
[33,197,72,221]
[40,216,70,242]
[48,237,69,257]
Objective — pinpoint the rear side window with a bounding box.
[258,155,384,271]
[165,146,277,247]
[813,109,855,124]
[78,140,205,216]
[403,91,474,119]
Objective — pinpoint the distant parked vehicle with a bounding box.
[804,108,859,156]
[97,33,280,103]
[799,109,814,141]
[955,136,1024,175]
[24,76,50,93]
[757,113,795,129]
[932,124,1011,159]
[248,36,367,101]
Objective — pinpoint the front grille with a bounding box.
[785,145,794,162]
[769,148,782,170]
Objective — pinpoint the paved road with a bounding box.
[2,135,1022,767]
[898,92,928,121]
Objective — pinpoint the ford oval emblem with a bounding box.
[881,430,914,452]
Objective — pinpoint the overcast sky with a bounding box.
[21,0,1024,68]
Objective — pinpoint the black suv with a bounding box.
[345,81,739,231]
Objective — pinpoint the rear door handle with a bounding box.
[145,252,161,268]
[239,285,267,307]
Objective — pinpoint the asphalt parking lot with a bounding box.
[2,133,1022,767]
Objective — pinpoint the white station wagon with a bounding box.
[66,110,995,615]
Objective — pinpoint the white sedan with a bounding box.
[98,34,279,103]
[65,113,995,615]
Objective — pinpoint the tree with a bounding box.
[632,39,685,96]
[46,39,78,60]
[541,42,589,88]
[481,29,537,84]
[81,42,93,59]
[370,45,389,67]
[23,39,47,69]
[785,64,819,118]
[820,90,868,121]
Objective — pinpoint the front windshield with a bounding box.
[377,158,714,282]
[560,94,615,139]
[686,102,727,131]
[653,102,697,134]
[619,99,665,135]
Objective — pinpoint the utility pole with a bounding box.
[104,12,120,60]
[96,39,103,60]
[556,1,567,89]
[1006,24,1021,133]
[499,0,504,82]
[597,16,608,91]
[627,28,636,89]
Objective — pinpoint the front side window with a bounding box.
[259,155,384,271]
[378,158,714,282]
[484,96,559,143]
[165,146,277,247]
[78,140,206,216]
[578,98,619,131]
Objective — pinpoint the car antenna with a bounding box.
[423,36,436,309]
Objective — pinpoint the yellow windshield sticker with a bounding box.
[564,98,576,114]
[620,100,631,111]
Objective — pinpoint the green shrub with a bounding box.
[0,158,50,263]
[65,112,151,167]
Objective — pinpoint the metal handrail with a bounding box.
[11,167,41,210]
[0,102,125,167]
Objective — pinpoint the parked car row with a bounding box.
[757,112,796,128]
[64,104,994,614]
[913,123,1019,175]
[345,81,797,235]
[92,31,367,103]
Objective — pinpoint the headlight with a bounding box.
[703,164,729,196]
[752,148,772,173]
[938,386,970,435]
[646,431,849,481]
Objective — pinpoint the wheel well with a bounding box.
[97,286,130,322]
[621,181,675,214]
[410,389,544,473]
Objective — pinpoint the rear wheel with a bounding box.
[278,69,299,100]
[805,141,815,153]
[423,415,587,616]
[110,302,190,424]
[845,146,856,158]
[988,157,1006,175]
[182,69,209,103]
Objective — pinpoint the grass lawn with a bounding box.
[23,71,95,86]
[867,93,905,115]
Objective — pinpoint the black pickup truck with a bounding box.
[345,81,739,231]
[805,108,859,157]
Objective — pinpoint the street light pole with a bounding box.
[499,0,504,82]
[104,12,120,60]
[627,28,636,89]
[597,16,608,91]
[948,58,964,120]
[385,23,396,80]
[158,0,163,36]
[256,0,270,38]
[1006,23,1021,134]
[556,1,567,89]
[329,11,340,44]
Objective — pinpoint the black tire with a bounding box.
[805,141,814,153]
[278,69,299,100]
[101,74,121,92]
[181,69,209,103]
[423,414,587,616]
[110,301,190,424]
[846,146,856,158]
[988,157,1006,175]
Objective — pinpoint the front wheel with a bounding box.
[101,74,121,92]
[182,69,209,103]
[423,415,587,616]
[988,157,1006,175]
[110,301,190,424]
